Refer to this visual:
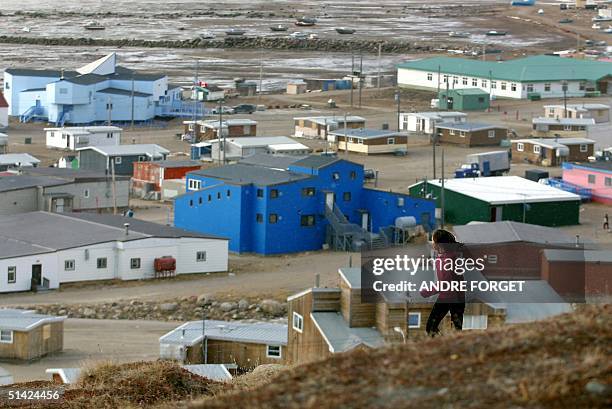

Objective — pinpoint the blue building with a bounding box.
[174,154,435,254]
[3,53,182,125]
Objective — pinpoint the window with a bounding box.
[256,189,264,198]
[462,77,468,85]
[427,73,433,81]
[533,145,541,154]
[266,345,282,358]
[527,84,534,93]
[563,125,572,131]
[138,156,145,162]
[491,81,497,89]
[189,199,193,207]
[269,214,278,224]
[188,179,201,191]
[501,82,507,91]
[302,187,315,197]
[256,213,264,223]
[332,172,340,180]
[4,82,9,90]
[7,266,16,284]
[588,174,596,184]
[292,312,304,332]
[300,215,315,227]
[463,315,488,330]
[208,194,212,202]
[481,79,488,88]
[387,138,395,145]
[64,260,75,271]
[397,197,405,207]
[43,324,51,340]
[217,192,221,200]
[0,330,13,344]
[270,189,279,199]
[59,88,68,95]
[472,78,477,86]
[580,144,588,153]
[198,197,202,205]
[511,83,517,92]
[107,133,113,139]
[488,130,496,138]
[408,312,421,328]
[343,192,351,202]
[196,251,207,262]
[579,82,586,91]
[544,83,551,92]
[350,171,356,180]
[478,97,485,104]
[605,177,611,187]
[130,258,141,269]
[97,258,107,269]
[459,131,466,138]
[84,189,90,198]
[188,123,194,131]
[449,129,455,136]
[443,75,449,83]
[114,156,122,164]
[452,76,458,84]
[347,137,354,144]
[517,143,524,152]
[226,190,231,197]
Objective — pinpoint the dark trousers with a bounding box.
[425,301,465,337]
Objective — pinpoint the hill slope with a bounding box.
[194,305,611,409]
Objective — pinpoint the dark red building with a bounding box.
[132,160,202,195]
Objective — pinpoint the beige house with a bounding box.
[294,115,366,140]
[286,82,307,95]
[532,117,595,137]
[331,129,407,154]
[0,309,65,361]
[543,104,610,123]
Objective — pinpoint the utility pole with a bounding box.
[394,90,401,131]
[202,312,207,364]
[218,99,224,165]
[440,149,445,228]
[437,65,441,95]
[358,51,363,109]
[258,49,264,106]
[376,43,382,89]
[350,52,355,108]
[130,75,135,129]
[562,81,568,118]
[193,60,199,141]
[111,158,117,215]
[344,112,349,158]
[432,130,437,179]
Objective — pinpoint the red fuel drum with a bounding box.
[154,257,176,272]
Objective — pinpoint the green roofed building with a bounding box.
[397,55,612,100]
[408,176,581,226]
[437,88,490,110]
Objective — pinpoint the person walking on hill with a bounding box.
[421,229,465,337]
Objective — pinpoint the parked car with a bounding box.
[211,106,234,115]
[364,169,376,180]
[233,104,257,114]
[289,31,308,39]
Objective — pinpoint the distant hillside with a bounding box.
[194,305,611,409]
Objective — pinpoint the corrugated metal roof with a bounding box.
[418,176,580,204]
[338,267,361,289]
[0,175,69,193]
[182,364,232,382]
[63,74,107,86]
[150,160,202,168]
[294,115,366,125]
[0,309,66,331]
[0,153,41,166]
[97,87,152,98]
[329,128,401,139]
[532,117,595,125]
[239,154,306,170]
[435,122,500,131]
[159,320,287,347]
[542,249,612,263]
[453,221,578,245]
[77,144,169,157]
[0,211,225,259]
[543,103,610,111]
[189,163,310,186]
[398,55,612,83]
[225,136,300,148]
[311,312,385,353]
[512,138,595,149]
[411,111,467,119]
[291,155,340,170]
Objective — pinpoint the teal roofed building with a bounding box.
[397,55,612,100]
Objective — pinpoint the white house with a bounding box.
[209,136,311,161]
[0,212,228,293]
[45,126,122,150]
[397,55,612,99]
[0,91,8,130]
[543,104,610,123]
[0,153,40,171]
[400,111,467,134]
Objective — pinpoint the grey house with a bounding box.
[77,144,169,175]
[1,169,130,215]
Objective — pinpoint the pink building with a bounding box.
[562,162,612,204]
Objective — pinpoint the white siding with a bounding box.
[56,242,117,283]
[0,253,59,293]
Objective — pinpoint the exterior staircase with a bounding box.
[20,105,45,123]
[325,204,388,251]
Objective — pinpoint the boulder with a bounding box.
[220,302,237,312]
[197,293,216,306]
[238,299,249,311]
[160,303,178,312]
[260,299,283,315]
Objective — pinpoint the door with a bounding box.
[325,192,335,210]
[31,264,42,286]
[490,206,503,222]
[54,198,64,213]
[361,212,369,231]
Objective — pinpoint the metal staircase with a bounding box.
[325,204,388,251]
[20,105,45,123]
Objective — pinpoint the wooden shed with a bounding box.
[0,309,65,361]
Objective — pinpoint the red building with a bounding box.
[132,160,202,196]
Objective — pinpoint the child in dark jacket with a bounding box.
[421,229,465,337]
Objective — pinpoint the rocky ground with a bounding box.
[19,295,288,323]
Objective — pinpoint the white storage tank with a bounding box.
[395,216,417,229]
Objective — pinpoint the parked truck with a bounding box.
[455,150,510,178]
